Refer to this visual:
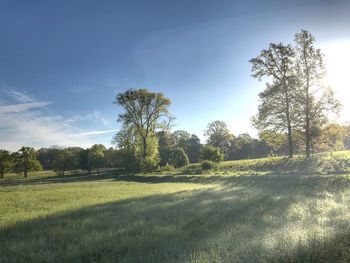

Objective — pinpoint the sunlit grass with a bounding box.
[1,170,350,262]
[179,150,350,176]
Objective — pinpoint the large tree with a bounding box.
[294,30,340,157]
[114,89,172,160]
[250,43,298,158]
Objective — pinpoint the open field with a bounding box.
[2,167,350,262]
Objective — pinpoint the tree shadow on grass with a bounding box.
[1,175,350,262]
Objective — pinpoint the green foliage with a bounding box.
[0,150,12,178]
[118,149,140,172]
[250,43,297,158]
[114,89,172,160]
[313,123,345,153]
[169,148,189,168]
[161,163,175,172]
[185,134,202,163]
[140,156,159,172]
[205,120,234,158]
[103,148,119,168]
[201,160,217,171]
[259,130,288,155]
[88,144,106,175]
[14,147,42,178]
[251,30,340,158]
[79,148,91,171]
[201,145,224,162]
[294,30,340,157]
[170,131,202,163]
[157,131,174,166]
[53,148,74,176]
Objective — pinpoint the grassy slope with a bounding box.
[1,152,350,262]
[181,150,350,175]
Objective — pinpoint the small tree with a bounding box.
[0,150,12,179]
[169,148,189,168]
[201,145,224,163]
[15,147,42,178]
[313,123,345,153]
[88,144,106,175]
[54,148,74,176]
[259,130,288,156]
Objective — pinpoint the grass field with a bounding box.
[2,157,350,262]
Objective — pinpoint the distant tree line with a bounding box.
[1,122,349,178]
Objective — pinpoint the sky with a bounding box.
[1,0,350,151]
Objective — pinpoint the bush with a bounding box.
[201,160,218,171]
[201,145,224,162]
[169,148,189,168]
[161,163,175,172]
[140,156,159,172]
[181,163,202,175]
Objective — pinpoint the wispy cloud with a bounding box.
[0,101,53,113]
[0,90,116,151]
[8,90,35,103]
[65,111,114,127]
[77,130,117,136]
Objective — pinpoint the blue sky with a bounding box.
[1,0,350,151]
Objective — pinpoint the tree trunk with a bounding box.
[97,168,99,176]
[287,125,293,158]
[305,75,311,158]
[284,85,293,158]
[0,170,4,179]
[142,137,147,159]
[305,123,311,158]
[62,164,65,176]
[24,170,27,178]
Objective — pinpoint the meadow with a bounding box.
[1,154,350,262]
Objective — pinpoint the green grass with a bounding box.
[180,150,350,176]
[2,155,350,262]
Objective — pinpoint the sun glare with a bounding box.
[322,41,350,121]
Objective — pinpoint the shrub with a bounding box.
[201,145,224,162]
[201,160,217,171]
[161,163,175,172]
[140,156,159,172]
[169,148,189,168]
[181,163,202,175]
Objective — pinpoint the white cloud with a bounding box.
[0,101,53,113]
[77,130,117,136]
[0,93,115,151]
